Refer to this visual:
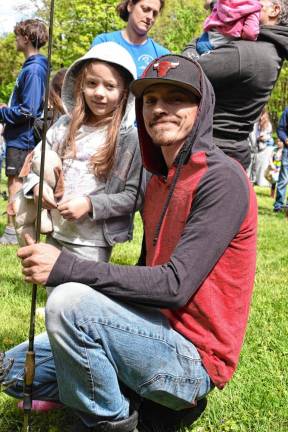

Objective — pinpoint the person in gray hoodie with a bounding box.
[183,0,288,169]
[21,42,142,264]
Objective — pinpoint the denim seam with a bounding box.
[77,318,169,344]
[137,373,203,403]
[14,354,55,381]
[77,318,203,363]
[78,329,96,410]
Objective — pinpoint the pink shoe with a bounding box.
[17,400,64,412]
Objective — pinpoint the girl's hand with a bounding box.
[57,197,92,221]
[33,184,57,209]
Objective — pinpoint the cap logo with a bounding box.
[153,61,179,77]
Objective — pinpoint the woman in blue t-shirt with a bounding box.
[91,0,169,77]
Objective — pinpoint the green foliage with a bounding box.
[0,0,287,122]
[268,62,288,128]
[0,34,23,103]
[32,0,123,69]
[151,0,207,52]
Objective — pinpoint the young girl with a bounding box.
[22,42,141,265]
[196,0,262,54]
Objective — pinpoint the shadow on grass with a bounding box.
[257,205,288,218]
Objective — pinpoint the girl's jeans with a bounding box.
[5,283,213,428]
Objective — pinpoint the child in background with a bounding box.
[265,138,283,198]
[33,68,67,143]
[22,42,141,267]
[196,0,261,54]
[49,68,67,122]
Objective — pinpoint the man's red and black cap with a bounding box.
[130,54,202,99]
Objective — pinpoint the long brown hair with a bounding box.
[49,68,67,121]
[61,60,132,180]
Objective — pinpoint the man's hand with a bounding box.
[17,234,61,285]
[0,103,7,108]
[33,183,57,210]
[57,197,92,221]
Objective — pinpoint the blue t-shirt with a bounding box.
[91,31,169,77]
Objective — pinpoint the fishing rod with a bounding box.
[22,1,55,430]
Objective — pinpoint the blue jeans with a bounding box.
[5,283,212,428]
[274,147,288,210]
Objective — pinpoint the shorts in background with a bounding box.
[5,147,31,177]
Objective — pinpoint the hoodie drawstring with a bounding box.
[152,148,188,247]
[128,165,144,241]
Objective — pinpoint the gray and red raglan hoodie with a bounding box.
[48,57,258,389]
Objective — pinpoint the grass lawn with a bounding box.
[0,178,287,431]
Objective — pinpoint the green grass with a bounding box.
[0,181,287,431]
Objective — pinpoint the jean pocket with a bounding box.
[138,373,203,410]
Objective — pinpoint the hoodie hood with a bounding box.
[258,25,288,60]
[132,54,215,176]
[22,53,48,72]
[62,42,137,130]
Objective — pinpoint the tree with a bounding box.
[268,63,288,128]
[0,34,23,103]
[151,0,207,52]
[0,0,287,117]
[31,0,123,69]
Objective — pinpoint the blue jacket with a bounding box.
[0,54,48,151]
[277,107,288,146]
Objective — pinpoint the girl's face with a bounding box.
[82,61,125,122]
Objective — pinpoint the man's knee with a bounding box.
[46,283,107,333]
[46,283,124,339]
[46,282,88,315]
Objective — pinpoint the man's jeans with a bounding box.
[5,283,212,428]
[274,147,288,210]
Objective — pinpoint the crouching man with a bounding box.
[1,55,257,432]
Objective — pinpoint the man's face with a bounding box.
[142,84,199,148]
[127,0,161,36]
[259,0,280,24]
[15,34,27,52]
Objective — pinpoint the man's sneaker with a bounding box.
[0,226,18,245]
[69,410,138,432]
[138,397,207,432]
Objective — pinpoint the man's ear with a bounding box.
[271,3,281,18]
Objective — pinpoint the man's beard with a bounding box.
[150,127,182,147]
